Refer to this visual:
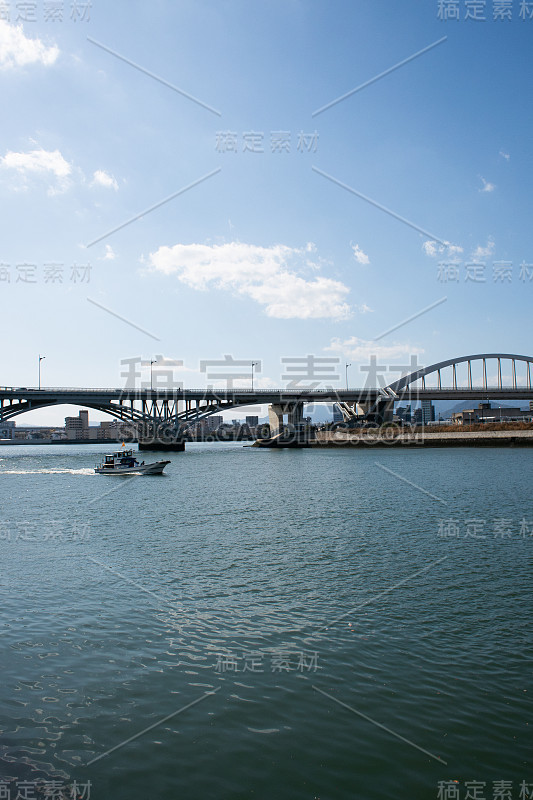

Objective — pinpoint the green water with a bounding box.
[1,443,531,799]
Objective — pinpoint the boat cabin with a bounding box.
[103,450,137,468]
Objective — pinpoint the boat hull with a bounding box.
[95,460,170,475]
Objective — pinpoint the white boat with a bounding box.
[95,448,170,475]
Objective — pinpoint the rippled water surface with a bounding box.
[1,443,531,799]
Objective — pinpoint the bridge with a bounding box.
[1,353,532,448]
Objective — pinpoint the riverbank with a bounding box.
[314,428,533,447]
[0,438,106,445]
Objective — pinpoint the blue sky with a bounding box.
[1,0,532,424]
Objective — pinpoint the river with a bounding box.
[1,443,531,799]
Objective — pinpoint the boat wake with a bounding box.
[0,468,94,475]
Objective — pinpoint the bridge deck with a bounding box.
[1,387,533,401]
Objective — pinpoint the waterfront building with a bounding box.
[96,420,133,441]
[65,410,89,440]
[412,408,422,425]
[206,415,223,432]
[14,426,60,440]
[0,420,15,439]
[395,405,411,423]
[332,404,344,423]
[452,403,533,424]
[97,421,115,439]
[421,400,435,425]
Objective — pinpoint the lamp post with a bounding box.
[251,361,258,392]
[150,359,157,391]
[38,355,45,390]
[345,363,351,391]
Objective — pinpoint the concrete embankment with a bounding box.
[314,429,533,447]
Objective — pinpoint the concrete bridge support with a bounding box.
[354,399,395,424]
[268,402,305,434]
[268,404,285,435]
[267,401,309,445]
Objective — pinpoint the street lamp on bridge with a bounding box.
[150,359,157,392]
[251,361,258,392]
[345,363,351,391]
[38,355,45,390]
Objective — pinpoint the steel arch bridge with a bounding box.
[1,353,532,432]
[388,353,533,394]
[334,352,533,421]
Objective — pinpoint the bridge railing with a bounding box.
[1,385,533,394]
[1,386,340,393]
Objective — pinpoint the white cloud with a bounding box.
[499,150,510,162]
[422,240,464,259]
[0,147,72,194]
[91,169,118,191]
[0,148,120,197]
[148,241,352,320]
[325,336,424,361]
[480,176,495,193]
[0,20,58,69]
[471,238,495,260]
[445,243,463,257]
[352,244,370,265]
[1,147,70,177]
[423,240,438,258]
[357,303,373,314]
[102,245,116,261]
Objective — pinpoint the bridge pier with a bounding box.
[262,402,310,447]
[361,399,395,424]
[268,401,306,433]
[268,404,284,435]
